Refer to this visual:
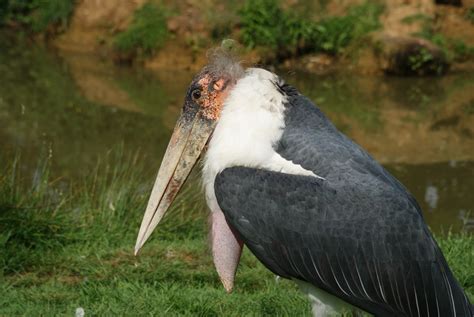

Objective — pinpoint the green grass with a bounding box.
[113,2,169,56]
[0,152,472,315]
[437,232,474,299]
[0,153,310,315]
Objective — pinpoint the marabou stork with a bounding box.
[134,51,473,316]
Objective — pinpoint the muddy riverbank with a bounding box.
[3,0,474,75]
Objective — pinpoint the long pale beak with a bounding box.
[134,111,216,254]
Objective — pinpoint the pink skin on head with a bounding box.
[197,76,232,120]
[211,210,243,293]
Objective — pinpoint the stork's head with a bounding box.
[186,71,233,121]
[134,50,244,255]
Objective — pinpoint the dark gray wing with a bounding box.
[215,167,473,316]
[275,84,420,213]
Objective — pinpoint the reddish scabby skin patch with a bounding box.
[197,74,233,120]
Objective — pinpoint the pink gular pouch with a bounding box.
[210,209,243,293]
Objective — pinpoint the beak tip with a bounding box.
[134,240,144,256]
[134,228,151,257]
[221,279,234,294]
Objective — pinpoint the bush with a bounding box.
[415,17,474,63]
[452,40,474,61]
[31,0,75,32]
[0,0,75,32]
[239,0,383,57]
[309,16,356,54]
[114,2,169,56]
[239,0,287,49]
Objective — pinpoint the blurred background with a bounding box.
[0,0,473,315]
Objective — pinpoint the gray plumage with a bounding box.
[214,83,473,316]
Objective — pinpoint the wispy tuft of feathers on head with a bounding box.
[203,44,245,83]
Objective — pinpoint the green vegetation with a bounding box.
[239,0,292,50]
[437,232,474,299]
[0,153,310,315]
[206,3,240,41]
[401,13,431,25]
[405,15,474,64]
[0,150,472,315]
[0,0,74,32]
[466,7,474,24]
[239,0,383,58]
[413,15,446,48]
[462,99,474,115]
[452,40,474,61]
[113,2,169,56]
[407,47,440,74]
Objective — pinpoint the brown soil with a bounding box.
[143,41,207,71]
[381,0,435,38]
[54,0,146,53]
[435,4,474,46]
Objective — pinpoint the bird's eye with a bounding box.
[191,89,201,101]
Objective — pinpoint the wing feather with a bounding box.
[215,167,472,316]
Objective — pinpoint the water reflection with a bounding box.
[425,185,439,210]
[0,44,472,233]
[286,71,474,164]
[386,161,473,233]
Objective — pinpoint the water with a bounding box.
[0,44,473,233]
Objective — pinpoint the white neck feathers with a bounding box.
[202,68,317,211]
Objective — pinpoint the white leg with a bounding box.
[295,280,358,317]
